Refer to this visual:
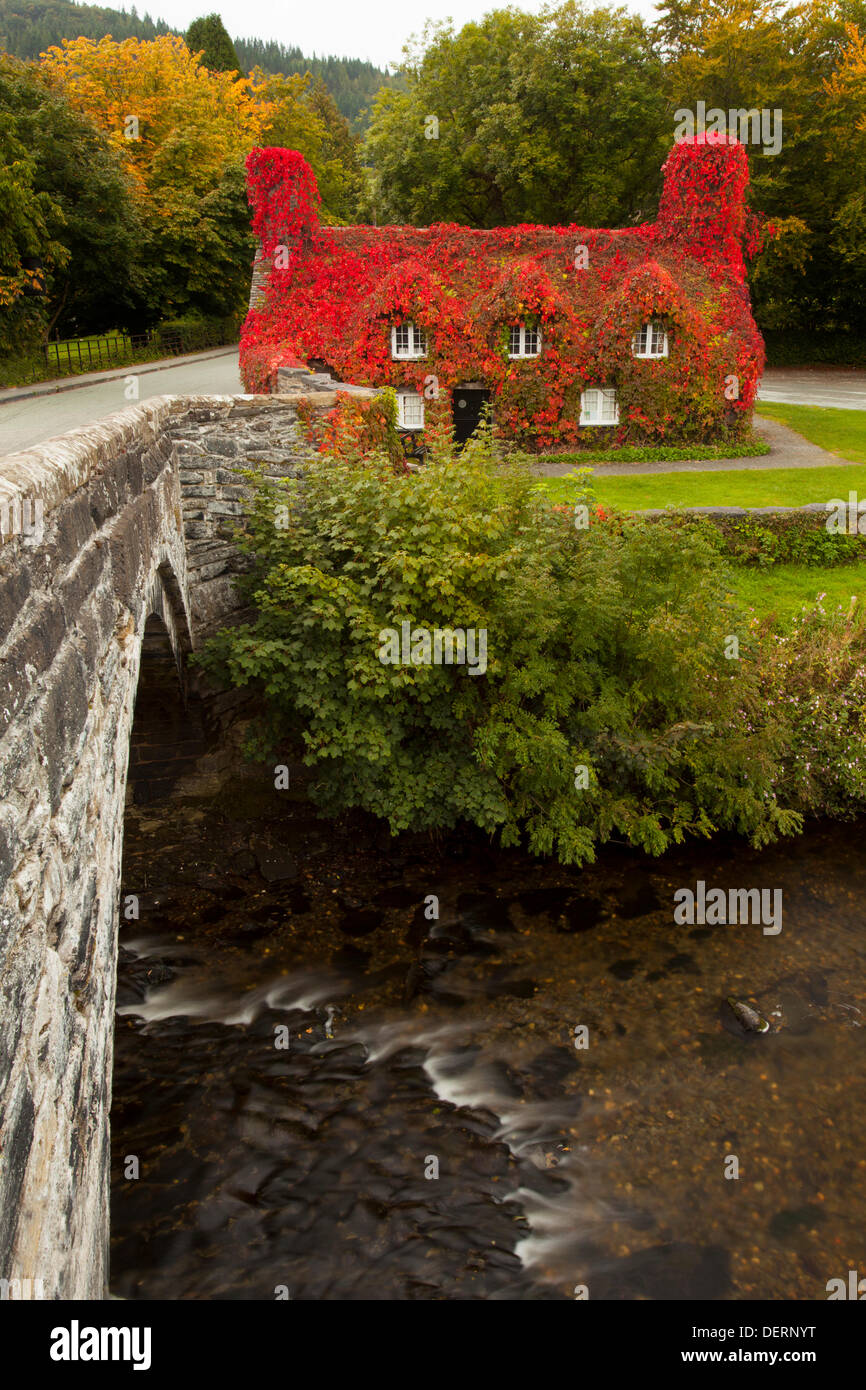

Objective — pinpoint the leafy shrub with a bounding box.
[197,428,809,864]
[709,515,863,569]
[748,601,866,818]
[154,315,237,352]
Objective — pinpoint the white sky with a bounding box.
[132,1,663,71]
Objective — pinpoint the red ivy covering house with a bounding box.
[240,133,768,452]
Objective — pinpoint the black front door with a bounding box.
[451,388,490,446]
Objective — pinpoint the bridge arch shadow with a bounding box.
[127,611,207,808]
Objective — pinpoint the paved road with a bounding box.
[0,349,242,456]
[758,367,866,411]
[2,356,864,459]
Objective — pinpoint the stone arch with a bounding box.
[141,551,194,700]
[127,611,207,808]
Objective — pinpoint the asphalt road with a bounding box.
[758,367,866,411]
[0,349,243,457]
[1,356,864,460]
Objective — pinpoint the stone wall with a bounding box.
[165,394,322,634]
[0,400,192,1300]
[0,392,323,1299]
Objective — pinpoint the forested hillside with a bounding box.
[0,0,169,52]
[234,38,399,126]
[0,1,397,124]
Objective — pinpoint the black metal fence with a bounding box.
[1,324,237,391]
[42,326,232,376]
[44,333,137,375]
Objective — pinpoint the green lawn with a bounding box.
[729,559,866,622]
[756,402,866,464]
[537,464,866,510]
[533,407,866,627]
[534,405,866,510]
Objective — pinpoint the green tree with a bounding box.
[139,152,254,322]
[185,13,240,74]
[0,53,141,346]
[655,0,866,338]
[364,3,670,227]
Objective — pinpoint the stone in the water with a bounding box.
[768,1204,825,1241]
[339,907,384,937]
[617,882,662,919]
[608,958,640,981]
[375,884,422,910]
[726,996,771,1033]
[255,845,298,882]
[456,891,511,933]
[514,887,572,917]
[557,894,603,933]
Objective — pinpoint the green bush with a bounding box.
[710,515,863,569]
[753,602,866,818]
[763,332,866,369]
[197,429,814,864]
[153,315,237,352]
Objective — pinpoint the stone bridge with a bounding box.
[0,391,332,1300]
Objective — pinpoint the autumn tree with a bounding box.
[39,35,268,322]
[38,35,366,323]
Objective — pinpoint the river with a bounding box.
[109,722,865,1301]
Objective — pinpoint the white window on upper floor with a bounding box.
[632,321,668,358]
[391,322,428,359]
[580,387,619,427]
[508,322,541,358]
[397,390,425,430]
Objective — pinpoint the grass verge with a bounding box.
[534,437,770,466]
[756,402,866,464]
[536,464,866,510]
[728,558,866,623]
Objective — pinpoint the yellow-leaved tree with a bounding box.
[40,35,269,205]
[37,36,365,325]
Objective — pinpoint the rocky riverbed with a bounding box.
[109,727,865,1300]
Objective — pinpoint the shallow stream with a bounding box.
[110,759,865,1301]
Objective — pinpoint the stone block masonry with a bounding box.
[0,392,329,1299]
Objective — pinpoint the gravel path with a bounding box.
[535,416,856,477]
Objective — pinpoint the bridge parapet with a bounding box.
[0,392,317,1298]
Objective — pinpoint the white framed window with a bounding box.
[580,387,619,427]
[508,322,541,358]
[632,321,668,358]
[391,322,427,359]
[397,391,425,430]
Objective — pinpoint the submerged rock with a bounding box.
[726,996,771,1034]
